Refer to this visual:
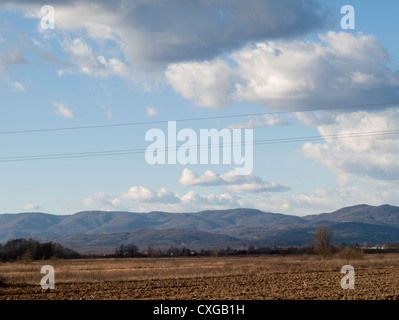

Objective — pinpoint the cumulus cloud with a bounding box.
[102,181,387,215]
[226,181,291,194]
[301,108,399,184]
[178,168,290,193]
[166,32,399,109]
[59,37,128,78]
[51,101,75,118]
[121,186,180,204]
[166,59,237,108]
[249,181,399,216]
[5,2,396,112]
[108,180,399,215]
[13,82,25,92]
[23,203,41,211]
[178,169,220,187]
[83,192,125,211]
[180,191,236,207]
[5,0,329,69]
[146,106,158,117]
[85,185,240,212]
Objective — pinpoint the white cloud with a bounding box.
[83,192,125,211]
[301,108,399,184]
[82,176,399,215]
[13,82,25,92]
[228,114,288,129]
[99,181,387,215]
[180,190,236,207]
[59,37,128,78]
[121,186,179,204]
[166,32,399,109]
[233,32,399,107]
[109,179,399,215]
[226,181,290,194]
[83,185,241,212]
[178,168,290,194]
[10,0,328,72]
[19,2,120,40]
[178,168,220,187]
[166,59,236,108]
[249,182,399,216]
[23,203,41,211]
[51,101,75,118]
[146,106,158,117]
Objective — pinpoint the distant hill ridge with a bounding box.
[1,204,399,252]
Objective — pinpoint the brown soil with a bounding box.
[1,255,399,300]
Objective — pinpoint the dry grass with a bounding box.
[0,253,397,286]
[1,254,399,300]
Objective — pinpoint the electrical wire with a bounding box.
[0,101,397,135]
[1,128,399,163]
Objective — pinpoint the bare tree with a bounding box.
[115,244,125,257]
[147,245,161,258]
[125,244,139,257]
[312,225,333,258]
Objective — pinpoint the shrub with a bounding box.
[312,225,334,258]
[338,247,364,260]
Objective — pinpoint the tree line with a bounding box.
[2,226,399,262]
[111,226,399,259]
[0,238,81,262]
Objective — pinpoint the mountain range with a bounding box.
[1,204,399,253]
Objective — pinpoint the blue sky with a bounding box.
[1,0,399,215]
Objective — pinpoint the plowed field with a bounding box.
[1,255,398,300]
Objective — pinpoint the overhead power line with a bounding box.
[1,128,399,163]
[0,101,398,136]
